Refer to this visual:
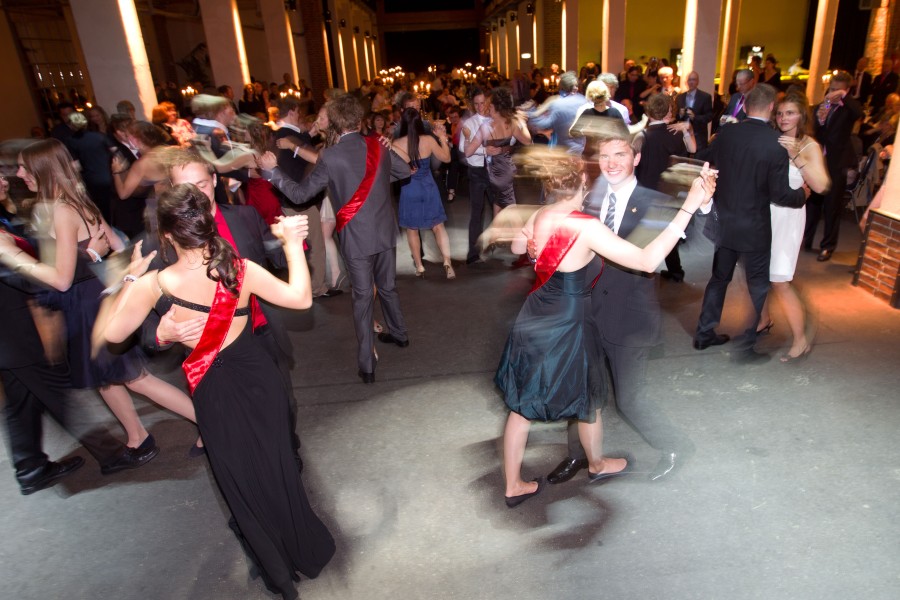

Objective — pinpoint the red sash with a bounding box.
[530,211,602,294]
[182,260,245,394]
[335,135,382,233]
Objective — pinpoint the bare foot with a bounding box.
[589,457,628,475]
[505,479,539,498]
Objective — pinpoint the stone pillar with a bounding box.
[602,0,626,74]
[718,0,742,97]
[0,11,41,138]
[198,0,250,91]
[260,0,298,86]
[500,20,508,76]
[681,0,722,94]
[297,0,332,102]
[864,0,893,77]
[519,2,535,72]
[564,0,579,72]
[68,0,157,119]
[806,0,841,103]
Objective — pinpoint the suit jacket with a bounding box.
[272,126,321,210]
[851,71,873,103]
[814,95,864,173]
[676,88,713,149]
[702,118,806,253]
[267,131,411,259]
[723,93,748,122]
[140,204,291,360]
[583,181,675,347]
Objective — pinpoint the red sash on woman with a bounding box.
[530,211,602,294]
[335,135,383,233]
[182,260,245,394]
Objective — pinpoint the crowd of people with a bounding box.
[0,49,893,598]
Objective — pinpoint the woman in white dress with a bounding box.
[761,93,830,362]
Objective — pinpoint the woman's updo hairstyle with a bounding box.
[157,183,240,295]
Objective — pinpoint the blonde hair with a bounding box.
[585,80,610,104]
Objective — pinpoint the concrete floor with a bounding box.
[2,183,899,600]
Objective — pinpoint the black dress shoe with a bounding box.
[817,249,833,262]
[316,288,344,298]
[547,457,588,484]
[377,332,409,347]
[187,443,206,458]
[588,456,633,483]
[730,349,771,365]
[358,370,375,384]
[19,457,85,495]
[649,451,681,481]
[505,477,545,508]
[660,270,685,282]
[693,334,730,350]
[101,435,160,475]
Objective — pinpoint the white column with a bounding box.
[198,0,250,91]
[259,0,298,86]
[563,0,579,72]
[68,0,156,119]
[718,0,741,97]
[806,0,841,103]
[681,0,722,93]
[602,0,626,74]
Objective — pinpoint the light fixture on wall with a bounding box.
[500,18,505,27]
[323,9,331,24]
[509,13,516,22]
[340,18,346,28]
[365,30,370,38]
[526,3,534,15]
[492,24,497,32]
[354,26,360,34]
[284,0,297,10]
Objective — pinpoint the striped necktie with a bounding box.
[604,192,617,231]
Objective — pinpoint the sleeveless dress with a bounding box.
[770,148,809,282]
[156,275,334,600]
[44,221,144,388]
[398,157,447,229]
[485,137,517,209]
[494,265,599,422]
[245,177,285,225]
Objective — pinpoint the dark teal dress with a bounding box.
[494,265,598,422]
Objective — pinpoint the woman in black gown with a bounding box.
[98,184,334,599]
[495,150,717,507]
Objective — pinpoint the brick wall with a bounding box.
[298,2,331,102]
[542,0,562,70]
[854,211,900,308]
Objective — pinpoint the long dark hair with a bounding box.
[397,107,425,167]
[157,183,240,295]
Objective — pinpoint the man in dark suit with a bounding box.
[0,217,154,494]
[869,57,899,115]
[719,69,755,128]
[190,94,246,204]
[803,71,864,262]
[546,131,691,484]
[850,57,873,104]
[676,71,714,151]
[694,83,807,361]
[261,94,412,384]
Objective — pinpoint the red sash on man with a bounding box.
[530,211,602,294]
[182,259,245,394]
[335,135,382,233]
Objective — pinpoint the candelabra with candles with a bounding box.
[543,74,559,93]
[279,88,304,99]
[413,81,431,101]
[181,85,197,99]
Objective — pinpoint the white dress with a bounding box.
[769,146,810,282]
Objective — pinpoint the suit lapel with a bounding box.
[618,188,648,239]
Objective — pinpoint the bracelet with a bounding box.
[679,207,695,216]
[86,248,103,262]
[123,274,138,283]
[14,261,37,273]
[666,222,687,240]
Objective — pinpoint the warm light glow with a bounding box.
[230,0,251,84]
[532,16,538,67]
[337,30,349,91]
[370,38,378,73]
[322,24,334,87]
[351,31,361,88]
[521,53,532,60]
[561,1,567,71]
[681,0,698,77]
[363,33,371,80]
[515,23,520,70]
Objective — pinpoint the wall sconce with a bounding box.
[373,34,377,40]
[365,30,370,38]
[492,24,497,32]
[353,26,360,34]
[323,9,331,23]
[526,3,534,15]
[339,18,346,28]
[509,13,516,22]
[499,18,505,27]
[283,0,297,10]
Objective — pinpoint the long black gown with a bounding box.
[494,265,600,422]
[168,289,335,599]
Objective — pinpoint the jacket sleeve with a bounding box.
[267,160,329,206]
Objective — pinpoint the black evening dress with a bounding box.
[494,265,599,422]
[485,137,517,208]
[164,282,334,600]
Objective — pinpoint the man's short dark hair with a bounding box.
[56,102,75,114]
[831,70,853,88]
[276,96,312,118]
[645,93,674,120]
[217,85,232,95]
[108,113,134,134]
[745,83,777,113]
[327,94,364,133]
[468,86,485,102]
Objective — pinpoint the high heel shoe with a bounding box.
[756,321,774,335]
[780,346,812,364]
[415,265,426,278]
[444,263,456,280]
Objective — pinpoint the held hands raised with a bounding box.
[87,228,111,259]
[271,214,309,246]
[778,135,800,157]
[257,151,278,171]
[126,240,157,279]
[275,138,297,152]
[684,162,717,212]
